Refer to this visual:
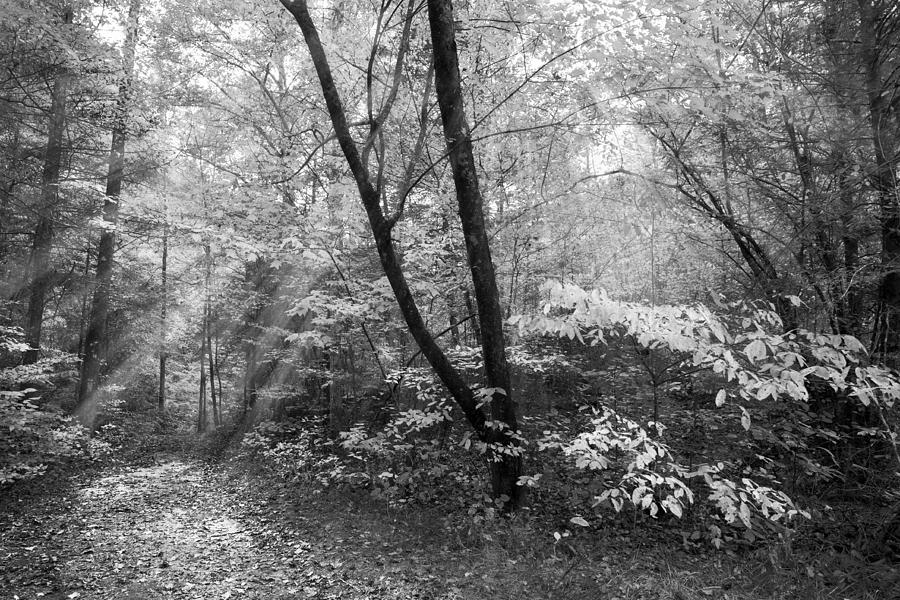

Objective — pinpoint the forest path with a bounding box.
[4,451,880,600]
[1,455,465,600]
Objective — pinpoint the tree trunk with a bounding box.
[426,0,523,507]
[858,0,900,355]
[207,301,220,428]
[198,331,208,433]
[280,0,522,503]
[23,7,73,365]
[655,129,797,331]
[843,234,862,334]
[215,332,224,421]
[76,0,141,424]
[837,154,863,336]
[199,239,212,432]
[448,308,461,346]
[76,246,92,360]
[463,287,482,345]
[158,216,168,411]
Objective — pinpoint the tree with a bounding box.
[279,0,524,507]
[426,0,522,506]
[856,0,900,354]
[77,0,142,424]
[23,5,73,365]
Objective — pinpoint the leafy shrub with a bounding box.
[242,417,340,482]
[514,282,898,532]
[0,389,111,485]
[242,375,487,509]
[536,406,807,531]
[0,327,109,485]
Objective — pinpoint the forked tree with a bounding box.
[278,0,524,508]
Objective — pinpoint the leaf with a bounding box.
[744,339,766,363]
[740,406,751,431]
[569,516,589,527]
[738,502,752,528]
[715,389,726,407]
[631,486,644,505]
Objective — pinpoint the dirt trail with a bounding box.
[4,453,898,600]
[4,459,297,598]
[0,457,458,600]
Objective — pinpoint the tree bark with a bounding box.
[76,246,92,360]
[463,287,482,345]
[198,330,208,433]
[215,333,224,419]
[207,300,220,427]
[448,308,461,346]
[76,0,141,423]
[199,241,212,432]
[158,215,168,411]
[426,0,523,507]
[23,6,73,365]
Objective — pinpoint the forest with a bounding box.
[1,0,899,598]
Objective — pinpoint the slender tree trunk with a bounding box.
[214,332,224,420]
[207,302,220,428]
[655,129,797,331]
[199,239,212,432]
[23,7,73,365]
[158,216,167,410]
[463,288,481,346]
[76,246,92,360]
[77,0,141,423]
[244,346,257,412]
[427,0,523,508]
[843,235,862,334]
[836,154,863,336]
[198,330,207,433]
[448,309,461,346]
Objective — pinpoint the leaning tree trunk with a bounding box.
[77,0,141,424]
[279,0,522,507]
[23,6,73,365]
[426,0,523,507]
[654,128,798,332]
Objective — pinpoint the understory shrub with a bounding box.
[0,327,110,485]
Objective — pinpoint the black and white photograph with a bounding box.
[1,0,899,597]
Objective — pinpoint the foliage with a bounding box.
[519,282,899,453]
[537,405,807,532]
[0,387,111,485]
[0,327,110,485]
[242,416,341,484]
[242,368,493,510]
[514,282,900,529]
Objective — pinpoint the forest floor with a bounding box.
[1,445,897,600]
